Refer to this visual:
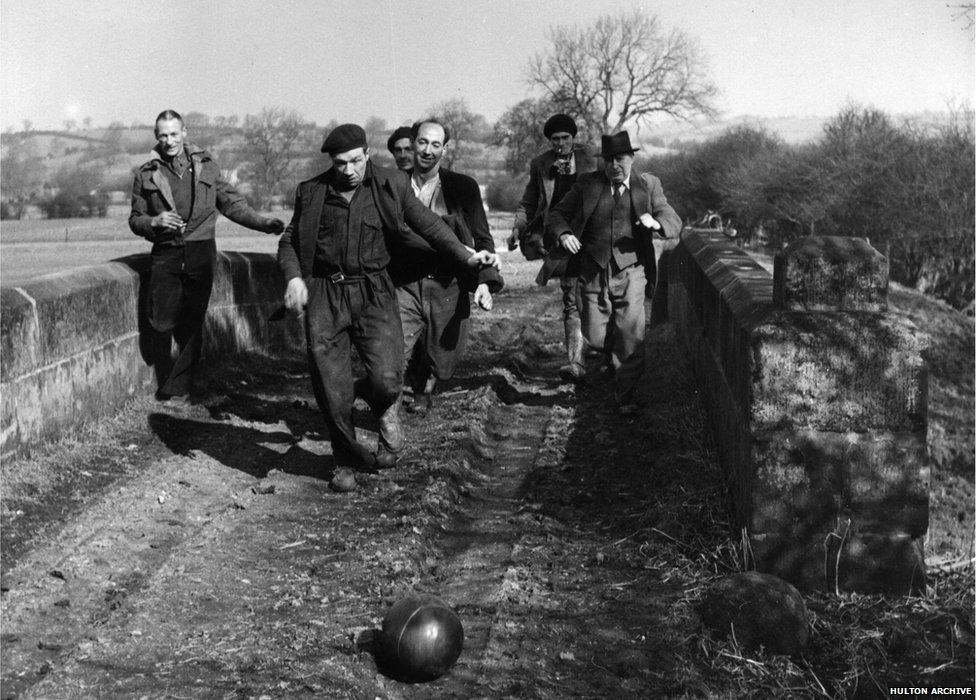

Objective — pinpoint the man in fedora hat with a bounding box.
[546,130,681,414]
[508,113,597,380]
[278,123,500,488]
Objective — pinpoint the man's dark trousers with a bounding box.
[305,271,403,468]
[149,239,216,397]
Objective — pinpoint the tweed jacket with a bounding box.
[513,144,597,237]
[277,161,472,283]
[545,170,682,289]
[129,143,267,245]
[388,168,503,293]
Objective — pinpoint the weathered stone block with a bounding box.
[750,433,844,532]
[774,235,888,312]
[0,287,39,382]
[749,517,926,595]
[671,232,929,595]
[751,312,927,433]
[750,429,929,536]
[837,529,926,594]
[18,264,140,370]
[1,252,303,460]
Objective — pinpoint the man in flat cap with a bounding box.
[130,109,284,403]
[546,131,681,414]
[278,123,499,488]
[387,118,503,415]
[509,113,596,380]
[387,126,414,172]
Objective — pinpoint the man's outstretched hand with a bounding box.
[466,250,501,270]
[263,218,285,235]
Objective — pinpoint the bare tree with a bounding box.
[492,97,594,174]
[949,3,975,30]
[421,97,489,169]
[242,107,310,209]
[527,11,718,135]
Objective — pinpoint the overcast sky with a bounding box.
[2,0,973,131]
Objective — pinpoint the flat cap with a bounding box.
[321,123,368,155]
[386,126,413,152]
[543,114,578,138]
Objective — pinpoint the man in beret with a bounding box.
[387,126,414,172]
[509,113,597,381]
[278,123,500,488]
[387,118,503,415]
[546,131,681,414]
[130,108,285,403]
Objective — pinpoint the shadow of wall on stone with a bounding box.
[668,231,929,595]
[1,251,303,461]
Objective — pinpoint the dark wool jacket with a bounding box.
[277,161,472,283]
[129,143,267,245]
[387,168,503,293]
[513,144,597,283]
[514,145,597,240]
[545,169,683,290]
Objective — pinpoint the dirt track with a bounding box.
[3,257,972,698]
[1,260,731,699]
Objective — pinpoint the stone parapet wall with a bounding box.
[668,230,929,594]
[1,252,302,460]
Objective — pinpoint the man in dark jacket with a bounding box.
[278,123,499,488]
[547,131,682,414]
[509,114,597,380]
[387,118,503,415]
[130,109,284,402]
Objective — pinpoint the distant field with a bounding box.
[1,215,283,287]
[0,212,519,287]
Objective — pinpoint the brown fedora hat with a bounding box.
[598,131,639,158]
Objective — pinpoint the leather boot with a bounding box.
[376,394,403,468]
[558,316,586,381]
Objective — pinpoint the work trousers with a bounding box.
[578,257,646,402]
[148,239,216,397]
[397,276,470,390]
[305,272,403,467]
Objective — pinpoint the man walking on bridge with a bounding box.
[129,109,285,403]
[387,118,503,416]
[508,114,596,381]
[278,123,499,487]
[386,126,414,172]
[546,131,681,414]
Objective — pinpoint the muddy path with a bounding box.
[2,263,731,699]
[5,259,970,698]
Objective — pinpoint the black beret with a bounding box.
[543,114,578,138]
[386,126,414,152]
[321,123,368,155]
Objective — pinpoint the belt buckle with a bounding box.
[330,271,345,283]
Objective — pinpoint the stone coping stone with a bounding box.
[774,236,888,312]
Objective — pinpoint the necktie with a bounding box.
[613,184,622,203]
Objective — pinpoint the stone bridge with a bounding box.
[1,234,929,596]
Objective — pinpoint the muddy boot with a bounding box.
[558,316,586,381]
[376,395,403,469]
[406,376,436,416]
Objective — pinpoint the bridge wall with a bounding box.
[667,230,929,594]
[1,252,303,461]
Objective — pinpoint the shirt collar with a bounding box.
[411,169,440,193]
[611,177,631,192]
